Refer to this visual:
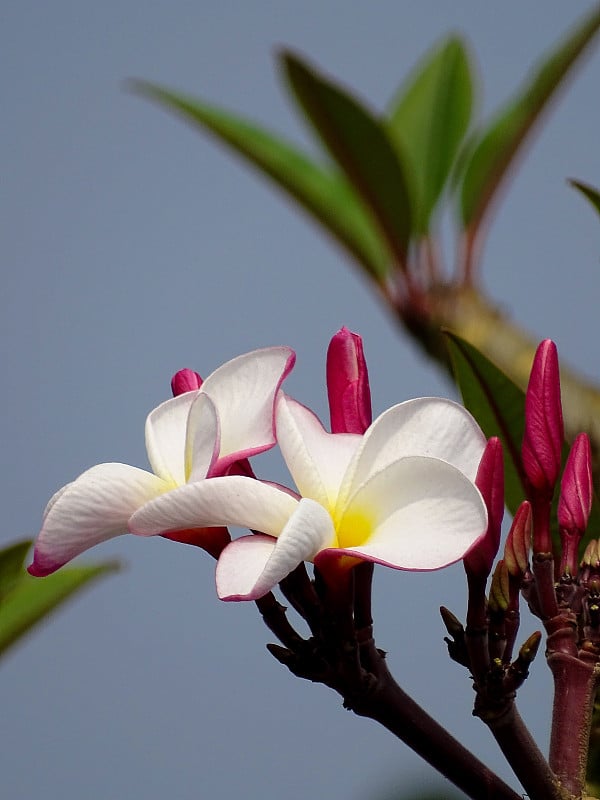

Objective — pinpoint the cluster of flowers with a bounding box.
[29,328,490,600]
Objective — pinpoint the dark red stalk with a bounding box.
[548,651,600,796]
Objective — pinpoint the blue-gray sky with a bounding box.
[1,2,599,798]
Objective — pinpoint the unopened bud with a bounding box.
[559,430,592,576]
[503,631,542,693]
[559,432,592,539]
[440,606,469,667]
[171,368,203,397]
[488,560,510,613]
[522,340,564,497]
[518,630,542,665]
[465,438,504,579]
[440,606,464,638]
[581,540,599,569]
[326,327,372,434]
[504,502,532,577]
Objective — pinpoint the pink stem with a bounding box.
[548,651,600,796]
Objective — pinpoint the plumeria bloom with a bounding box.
[29,347,295,577]
[130,393,488,601]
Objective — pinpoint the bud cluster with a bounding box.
[443,338,600,798]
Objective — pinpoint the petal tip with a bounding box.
[217,587,268,602]
[27,553,60,578]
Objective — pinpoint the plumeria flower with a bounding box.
[130,393,488,601]
[29,347,295,577]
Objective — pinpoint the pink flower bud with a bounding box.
[326,327,372,434]
[558,433,593,575]
[559,433,593,535]
[171,368,203,397]
[522,340,564,497]
[464,437,504,578]
[504,501,532,577]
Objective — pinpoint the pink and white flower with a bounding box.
[130,393,488,601]
[29,347,295,577]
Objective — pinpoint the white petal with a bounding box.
[145,392,199,484]
[216,498,335,600]
[43,482,72,520]
[216,535,277,601]
[185,392,220,481]
[29,463,169,576]
[129,476,299,537]
[337,456,487,570]
[276,395,360,507]
[338,397,486,508]
[200,347,295,469]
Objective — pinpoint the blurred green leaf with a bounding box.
[569,178,600,218]
[0,539,32,601]
[0,559,120,658]
[131,81,390,280]
[445,332,527,516]
[387,36,473,233]
[280,50,412,268]
[459,5,600,230]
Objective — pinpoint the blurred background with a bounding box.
[1,2,599,798]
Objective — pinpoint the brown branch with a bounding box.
[260,565,523,800]
[349,652,523,800]
[483,702,563,800]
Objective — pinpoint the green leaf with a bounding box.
[445,331,527,516]
[459,5,600,230]
[387,36,474,234]
[569,178,600,218]
[280,50,413,268]
[0,539,33,602]
[130,81,390,281]
[0,560,120,658]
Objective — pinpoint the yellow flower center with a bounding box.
[333,507,373,549]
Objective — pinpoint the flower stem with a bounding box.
[465,571,490,682]
[532,551,559,619]
[349,643,523,800]
[263,565,522,800]
[548,651,600,796]
[484,701,561,799]
[255,592,305,651]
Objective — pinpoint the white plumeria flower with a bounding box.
[29,347,295,577]
[129,393,488,601]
